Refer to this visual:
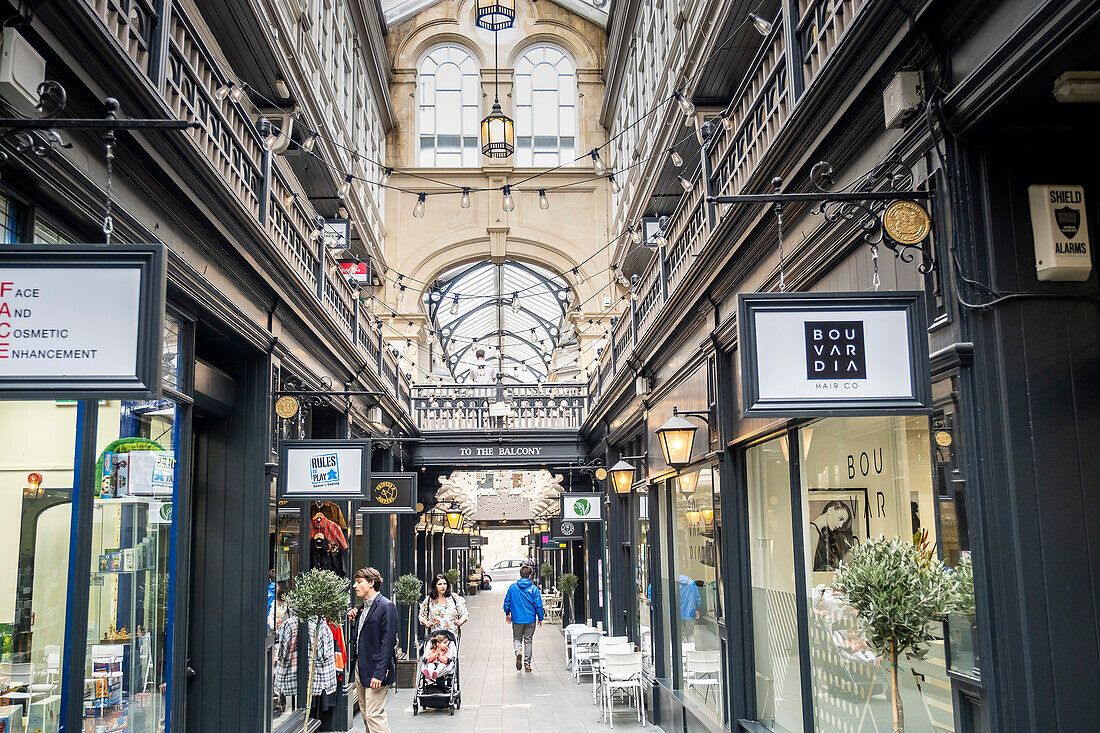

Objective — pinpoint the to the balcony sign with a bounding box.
[737,291,932,417]
[0,244,165,399]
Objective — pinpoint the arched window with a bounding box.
[514,45,576,166]
[418,45,480,166]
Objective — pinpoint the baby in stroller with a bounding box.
[423,633,451,680]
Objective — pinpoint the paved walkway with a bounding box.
[354,586,660,732]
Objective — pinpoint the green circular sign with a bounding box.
[573,498,591,516]
[159,503,173,522]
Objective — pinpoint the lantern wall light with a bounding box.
[609,455,646,495]
[655,406,711,470]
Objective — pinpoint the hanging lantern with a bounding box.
[446,510,463,530]
[476,0,515,30]
[609,460,636,495]
[676,471,699,495]
[481,100,515,158]
[656,410,698,469]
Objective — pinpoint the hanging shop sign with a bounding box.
[560,493,603,522]
[738,291,931,417]
[444,534,471,551]
[278,439,370,500]
[358,472,418,514]
[323,218,350,254]
[0,244,165,399]
[550,517,586,541]
[470,534,488,547]
[415,436,585,465]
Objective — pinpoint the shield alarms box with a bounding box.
[1028,184,1092,282]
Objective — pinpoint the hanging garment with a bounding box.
[312,501,349,533]
[329,621,347,672]
[274,616,337,696]
[311,514,348,551]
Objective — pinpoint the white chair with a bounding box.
[684,649,721,705]
[602,651,645,728]
[571,630,603,684]
[593,637,631,704]
[563,623,591,670]
[545,597,563,624]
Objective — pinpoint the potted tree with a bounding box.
[394,573,422,688]
[832,536,959,733]
[539,562,553,591]
[558,573,578,626]
[284,568,349,733]
[444,568,461,594]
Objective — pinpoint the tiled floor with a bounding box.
[352,587,660,732]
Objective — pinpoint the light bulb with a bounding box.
[214,84,232,101]
[631,224,643,244]
[412,193,426,219]
[229,84,246,103]
[450,296,459,315]
[511,292,520,313]
[283,192,297,207]
[678,175,693,192]
[749,11,773,36]
[301,134,317,153]
[670,149,684,167]
[339,174,353,198]
[722,115,734,132]
[609,174,621,194]
[264,133,278,150]
[591,150,606,176]
[538,189,549,210]
[460,188,471,209]
[654,231,668,247]
[502,186,514,212]
[675,91,695,117]
[380,167,392,186]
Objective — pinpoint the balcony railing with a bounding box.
[79,0,403,408]
[411,383,587,431]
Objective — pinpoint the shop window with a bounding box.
[80,315,187,733]
[746,436,803,732]
[0,401,79,728]
[671,467,723,721]
[799,415,955,732]
[0,192,23,243]
[636,493,652,673]
[654,482,674,681]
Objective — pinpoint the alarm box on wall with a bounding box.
[1028,184,1093,282]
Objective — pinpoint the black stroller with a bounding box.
[412,627,461,715]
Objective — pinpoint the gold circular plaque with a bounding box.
[595,468,608,481]
[883,200,931,245]
[935,430,953,447]
[275,395,300,420]
[374,481,398,505]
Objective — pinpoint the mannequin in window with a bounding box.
[472,349,497,385]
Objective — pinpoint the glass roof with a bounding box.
[426,261,575,382]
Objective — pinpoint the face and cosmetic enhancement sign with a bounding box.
[279,440,370,500]
[0,244,165,398]
[358,472,418,514]
[738,291,931,417]
[560,493,603,522]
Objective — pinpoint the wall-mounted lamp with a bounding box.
[655,406,710,470]
[446,511,463,530]
[609,455,646,495]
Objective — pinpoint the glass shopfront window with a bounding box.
[0,401,79,731]
[799,415,955,732]
[81,398,181,733]
[636,494,651,671]
[746,436,803,732]
[671,468,723,721]
[271,499,302,727]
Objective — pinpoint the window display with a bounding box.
[671,468,723,721]
[82,399,181,733]
[799,416,955,732]
[0,401,78,733]
[636,494,651,672]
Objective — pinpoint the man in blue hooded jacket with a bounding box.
[503,564,544,672]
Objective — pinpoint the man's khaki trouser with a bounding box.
[355,678,391,732]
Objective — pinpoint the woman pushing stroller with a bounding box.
[418,574,469,633]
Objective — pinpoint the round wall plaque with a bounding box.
[595,467,607,481]
[275,395,300,419]
[883,200,931,245]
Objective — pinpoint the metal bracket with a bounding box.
[706,158,937,273]
[0,86,195,164]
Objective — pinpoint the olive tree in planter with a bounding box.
[444,568,461,593]
[832,536,959,733]
[284,568,349,733]
[394,574,422,688]
[539,562,553,591]
[558,573,578,626]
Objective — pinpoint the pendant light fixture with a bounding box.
[476,0,515,30]
[481,20,515,159]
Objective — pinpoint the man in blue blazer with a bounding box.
[348,567,397,732]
